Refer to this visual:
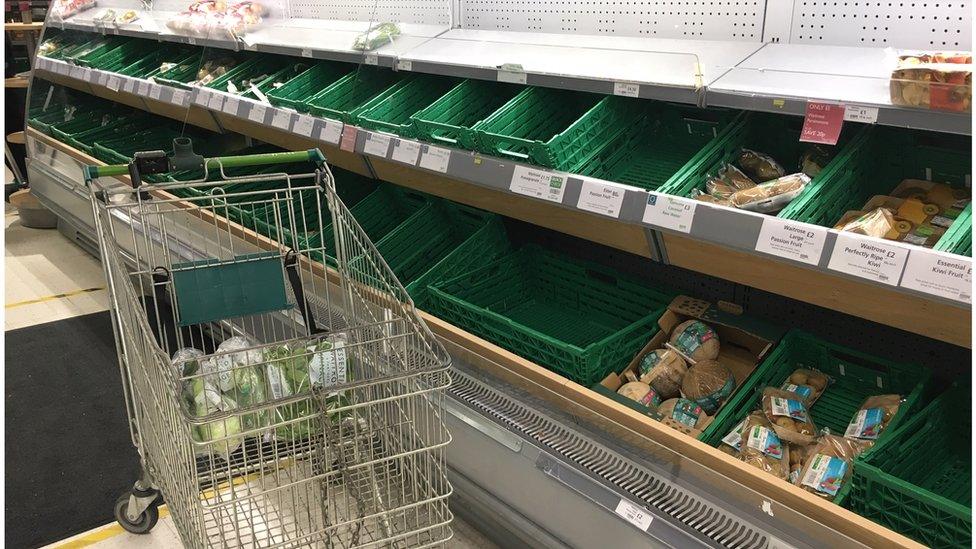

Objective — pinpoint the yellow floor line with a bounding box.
[49,507,171,548]
[5,287,105,309]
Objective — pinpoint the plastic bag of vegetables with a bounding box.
[205,335,263,392]
[182,377,243,460]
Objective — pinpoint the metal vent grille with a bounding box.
[449,372,769,549]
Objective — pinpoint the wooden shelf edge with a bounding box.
[5,22,43,31]
[6,76,29,88]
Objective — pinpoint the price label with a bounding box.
[755,218,828,266]
[899,249,972,303]
[577,179,625,218]
[613,82,640,98]
[271,109,292,130]
[614,499,653,532]
[56,61,69,75]
[171,89,188,106]
[69,64,84,79]
[149,84,162,101]
[319,120,343,145]
[194,88,211,106]
[364,54,379,65]
[497,70,527,85]
[510,165,566,203]
[187,37,196,45]
[419,145,451,173]
[391,139,421,165]
[208,92,225,111]
[300,48,313,58]
[843,105,880,124]
[124,78,137,94]
[222,96,240,116]
[339,125,358,152]
[363,132,392,157]
[642,193,696,233]
[800,102,845,145]
[248,103,267,123]
[138,81,150,96]
[106,76,121,92]
[396,59,412,71]
[827,233,908,286]
[294,114,316,137]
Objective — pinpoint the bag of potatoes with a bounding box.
[843,394,902,447]
[788,443,809,484]
[761,387,818,445]
[740,413,791,480]
[718,417,749,456]
[795,435,864,501]
[779,368,830,405]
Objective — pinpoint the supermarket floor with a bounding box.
[4,202,498,549]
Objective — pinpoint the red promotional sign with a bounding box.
[339,125,358,153]
[799,102,845,145]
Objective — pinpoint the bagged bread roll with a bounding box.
[659,398,712,431]
[669,320,720,361]
[795,435,864,501]
[843,394,902,446]
[638,348,688,399]
[738,149,786,182]
[779,368,830,405]
[730,173,810,213]
[694,189,733,207]
[617,380,662,408]
[680,359,735,415]
[740,413,791,480]
[762,387,818,445]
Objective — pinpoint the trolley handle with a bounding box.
[86,149,326,181]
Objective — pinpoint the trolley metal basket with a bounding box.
[85,142,453,548]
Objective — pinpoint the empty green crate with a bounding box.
[848,384,970,549]
[28,107,75,135]
[410,79,523,149]
[49,35,118,62]
[935,202,972,256]
[155,52,248,89]
[576,103,738,192]
[49,111,133,152]
[355,75,460,137]
[205,55,312,101]
[472,88,641,170]
[701,329,931,505]
[267,61,354,112]
[65,36,129,66]
[128,48,200,79]
[658,111,866,200]
[305,68,402,123]
[426,245,675,385]
[779,127,972,255]
[74,38,157,70]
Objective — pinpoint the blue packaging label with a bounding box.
[780,382,814,400]
[844,407,885,440]
[770,396,809,422]
[745,425,784,459]
[721,418,748,451]
[801,454,849,497]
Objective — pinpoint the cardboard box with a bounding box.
[594,295,785,439]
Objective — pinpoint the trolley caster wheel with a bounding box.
[114,494,159,534]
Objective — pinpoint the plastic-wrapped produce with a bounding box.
[739,413,791,480]
[729,173,810,213]
[680,359,734,415]
[637,348,687,400]
[738,149,786,182]
[207,335,263,392]
[353,22,401,51]
[795,435,864,501]
[761,387,818,445]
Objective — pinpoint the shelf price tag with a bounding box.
[396,59,412,72]
[391,138,421,165]
[106,75,121,92]
[755,218,828,266]
[510,165,565,203]
[300,48,313,58]
[271,109,292,130]
[363,132,391,157]
[148,83,162,101]
[194,88,211,106]
[339,125,358,152]
[418,145,451,173]
[319,120,343,145]
[642,193,696,233]
[137,81,150,97]
[124,78,137,94]
[293,114,316,137]
[171,89,188,106]
[899,249,972,303]
[800,102,844,145]
[248,103,267,123]
[614,499,653,532]
[222,96,240,116]
[613,82,640,98]
[827,233,908,286]
[577,179,625,218]
[843,105,879,124]
[497,69,527,85]
[208,92,225,111]
[364,54,379,66]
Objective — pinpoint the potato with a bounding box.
[789,372,808,386]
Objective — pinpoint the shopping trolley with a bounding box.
[84,139,454,548]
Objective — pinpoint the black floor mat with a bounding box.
[5,311,141,548]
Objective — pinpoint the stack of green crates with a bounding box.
[935,202,972,256]
[576,103,739,192]
[305,67,402,123]
[847,383,970,549]
[471,88,642,170]
[701,329,932,505]
[355,74,460,137]
[658,111,866,199]
[204,55,312,101]
[267,61,354,112]
[411,79,523,149]
[779,127,972,256]
[426,245,675,385]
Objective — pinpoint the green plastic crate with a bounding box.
[73,38,157,70]
[701,329,931,505]
[576,104,738,191]
[205,55,311,101]
[355,75,460,137]
[426,245,675,385]
[779,127,972,255]
[305,68,402,123]
[130,48,200,79]
[267,61,354,112]
[64,35,129,66]
[658,111,866,200]
[410,79,523,149]
[28,106,76,136]
[49,111,131,152]
[154,51,248,89]
[848,384,970,549]
[471,88,641,170]
[935,202,972,256]
[47,35,117,62]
